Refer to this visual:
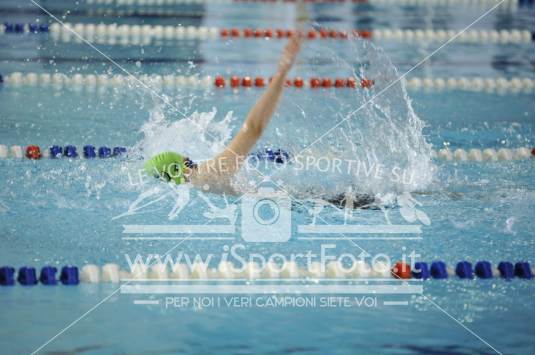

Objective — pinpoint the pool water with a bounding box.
[1,0,535,354]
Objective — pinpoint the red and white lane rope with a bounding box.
[35,23,533,45]
[2,73,535,94]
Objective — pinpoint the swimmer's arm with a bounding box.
[191,35,301,185]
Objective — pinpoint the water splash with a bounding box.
[136,37,433,199]
[261,37,434,197]
[135,105,235,161]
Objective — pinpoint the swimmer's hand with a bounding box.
[278,34,302,74]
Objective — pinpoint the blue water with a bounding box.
[1,1,535,354]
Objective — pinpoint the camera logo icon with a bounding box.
[241,186,291,242]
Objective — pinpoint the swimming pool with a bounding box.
[1,0,535,354]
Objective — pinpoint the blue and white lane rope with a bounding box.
[0,145,534,162]
[0,145,127,160]
[2,72,535,94]
[1,22,534,45]
[0,261,532,286]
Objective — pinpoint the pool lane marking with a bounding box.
[297,0,508,158]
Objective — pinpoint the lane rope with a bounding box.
[2,23,533,45]
[432,147,535,161]
[0,145,533,162]
[0,145,127,160]
[0,260,532,285]
[2,72,535,94]
[85,0,521,8]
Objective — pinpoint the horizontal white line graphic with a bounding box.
[297,224,422,234]
[122,224,235,234]
[121,284,422,294]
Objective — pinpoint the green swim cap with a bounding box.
[144,151,187,184]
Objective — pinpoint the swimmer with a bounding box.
[145,35,302,194]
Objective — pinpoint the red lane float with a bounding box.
[26,145,41,160]
[254,77,265,87]
[214,76,375,89]
[218,28,373,40]
[392,262,411,279]
[214,76,226,87]
[230,75,240,88]
[335,78,345,87]
[242,76,252,87]
[361,79,374,88]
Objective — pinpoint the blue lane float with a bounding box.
[17,267,38,286]
[50,145,63,158]
[514,262,533,279]
[3,23,48,33]
[39,266,58,285]
[455,261,473,279]
[98,146,112,158]
[412,262,429,279]
[475,261,493,279]
[46,145,127,159]
[498,261,514,280]
[83,145,96,159]
[0,266,15,286]
[430,261,448,279]
[251,148,291,164]
[113,147,127,156]
[64,145,78,158]
[60,266,79,285]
